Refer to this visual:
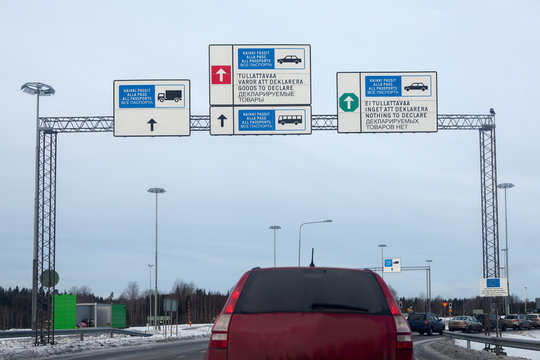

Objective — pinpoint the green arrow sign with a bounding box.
[339,93,359,112]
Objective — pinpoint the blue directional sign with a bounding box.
[119,85,155,108]
[233,107,310,134]
[237,48,275,69]
[365,76,402,97]
[238,110,276,131]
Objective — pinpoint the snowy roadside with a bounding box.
[0,324,212,360]
[451,330,540,360]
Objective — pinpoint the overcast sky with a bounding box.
[1,0,539,302]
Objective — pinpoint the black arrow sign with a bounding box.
[147,118,157,131]
[218,114,227,127]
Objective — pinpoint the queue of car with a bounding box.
[444,313,540,333]
[203,264,538,359]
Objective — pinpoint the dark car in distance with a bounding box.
[407,312,445,335]
[204,267,413,360]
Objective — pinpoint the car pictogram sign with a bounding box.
[211,65,231,84]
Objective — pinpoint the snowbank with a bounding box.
[0,324,212,360]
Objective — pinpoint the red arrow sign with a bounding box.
[211,65,231,84]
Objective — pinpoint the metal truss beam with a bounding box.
[34,112,498,342]
[40,114,495,133]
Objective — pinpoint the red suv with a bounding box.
[205,267,413,360]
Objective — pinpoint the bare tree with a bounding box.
[121,282,140,326]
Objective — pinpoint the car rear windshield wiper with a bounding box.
[310,303,369,313]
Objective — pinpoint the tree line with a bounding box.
[0,280,229,330]
[2,283,537,330]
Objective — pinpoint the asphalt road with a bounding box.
[412,334,449,360]
[47,338,209,360]
[46,334,446,360]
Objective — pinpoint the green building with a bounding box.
[53,294,77,329]
[52,294,126,329]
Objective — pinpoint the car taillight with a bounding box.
[424,320,429,326]
[208,271,250,350]
[394,315,413,350]
[374,272,413,357]
[462,321,467,326]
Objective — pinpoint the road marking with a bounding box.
[176,356,185,359]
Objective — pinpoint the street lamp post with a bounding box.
[298,220,332,266]
[426,260,433,312]
[525,286,528,313]
[148,187,165,329]
[21,82,55,333]
[498,182,514,315]
[378,244,387,279]
[148,264,153,328]
[268,226,281,267]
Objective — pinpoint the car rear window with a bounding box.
[506,315,517,319]
[408,313,426,320]
[234,268,390,315]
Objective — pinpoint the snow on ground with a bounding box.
[0,324,212,360]
[2,323,540,360]
[454,330,540,360]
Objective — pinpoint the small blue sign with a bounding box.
[119,85,155,108]
[365,76,402,97]
[384,259,393,267]
[238,110,275,131]
[487,278,501,288]
[238,48,275,69]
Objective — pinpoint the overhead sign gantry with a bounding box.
[27,43,500,345]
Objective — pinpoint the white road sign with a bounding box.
[337,72,437,133]
[209,44,311,136]
[210,44,311,106]
[114,80,190,137]
[210,106,311,135]
[479,278,508,297]
[383,258,402,273]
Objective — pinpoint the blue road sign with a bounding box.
[384,259,393,267]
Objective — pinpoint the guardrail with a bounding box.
[0,327,152,340]
[444,331,540,353]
